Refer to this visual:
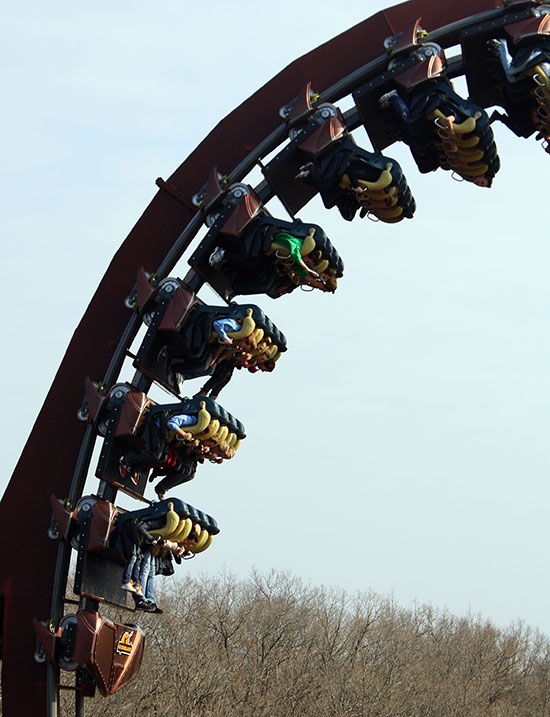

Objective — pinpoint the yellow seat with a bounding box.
[165,517,186,541]
[195,418,219,441]
[356,163,393,191]
[227,308,255,340]
[373,205,403,219]
[454,147,485,162]
[172,517,193,542]
[213,425,229,445]
[431,109,481,135]
[192,534,213,554]
[227,432,237,448]
[299,227,316,256]
[185,402,211,435]
[458,162,489,177]
[149,502,179,538]
[194,529,210,550]
[251,328,264,345]
[531,64,550,92]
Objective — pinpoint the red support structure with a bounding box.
[0,1,504,714]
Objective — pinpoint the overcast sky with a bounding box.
[3,1,550,635]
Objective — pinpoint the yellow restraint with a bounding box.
[150,502,179,538]
[227,308,255,340]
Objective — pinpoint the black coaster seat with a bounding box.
[188,187,344,300]
[230,216,344,298]
[96,389,246,498]
[114,498,220,538]
[388,80,501,185]
[179,303,287,357]
[298,137,416,223]
[134,290,288,392]
[111,498,220,566]
[490,35,550,149]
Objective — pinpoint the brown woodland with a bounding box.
[59,570,550,716]
[4,570,548,716]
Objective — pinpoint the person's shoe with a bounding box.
[157,346,167,363]
[295,163,312,179]
[134,598,149,611]
[167,371,184,395]
[119,457,129,478]
[144,601,163,614]
[155,484,167,501]
[174,372,184,393]
[378,89,398,109]
[121,581,135,592]
[208,247,225,268]
[134,583,143,597]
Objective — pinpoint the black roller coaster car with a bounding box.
[189,185,344,301]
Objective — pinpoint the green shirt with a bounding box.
[272,231,307,277]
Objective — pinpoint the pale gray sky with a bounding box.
[2,1,550,633]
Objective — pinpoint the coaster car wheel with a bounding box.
[124,293,137,310]
[143,310,156,327]
[227,183,250,202]
[47,518,60,541]
[97,417,109,437]
[58,614,79,671]
[205,211,222,227]
[110,384,132,402]
[312,103,338,121]
[157,278,180,297]
[76,496,97,520]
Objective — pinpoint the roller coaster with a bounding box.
[1,0,549,714]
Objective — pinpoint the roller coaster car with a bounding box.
[48,493,138,608]
[375,39,501,186]
[296,138,416,223]
[49,494,218,615]
[133,291,287,393]
[262,99,416,222]
[112,498,220,556]
[96,389,246,496]
[42,498,175,689]
[190,207,344,301]
[262,103,349,214]
[486,9,550,151]
[34,611,145,695]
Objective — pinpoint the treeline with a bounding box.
[70,571,550,715]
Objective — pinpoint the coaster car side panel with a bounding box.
[72,611,145,696]
[158,284,197,332]
[96,402,152,500]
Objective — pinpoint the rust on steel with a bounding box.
[0,0,502,714]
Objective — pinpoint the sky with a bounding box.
[3,1,550,635]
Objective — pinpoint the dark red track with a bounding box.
[0,1,502,713]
